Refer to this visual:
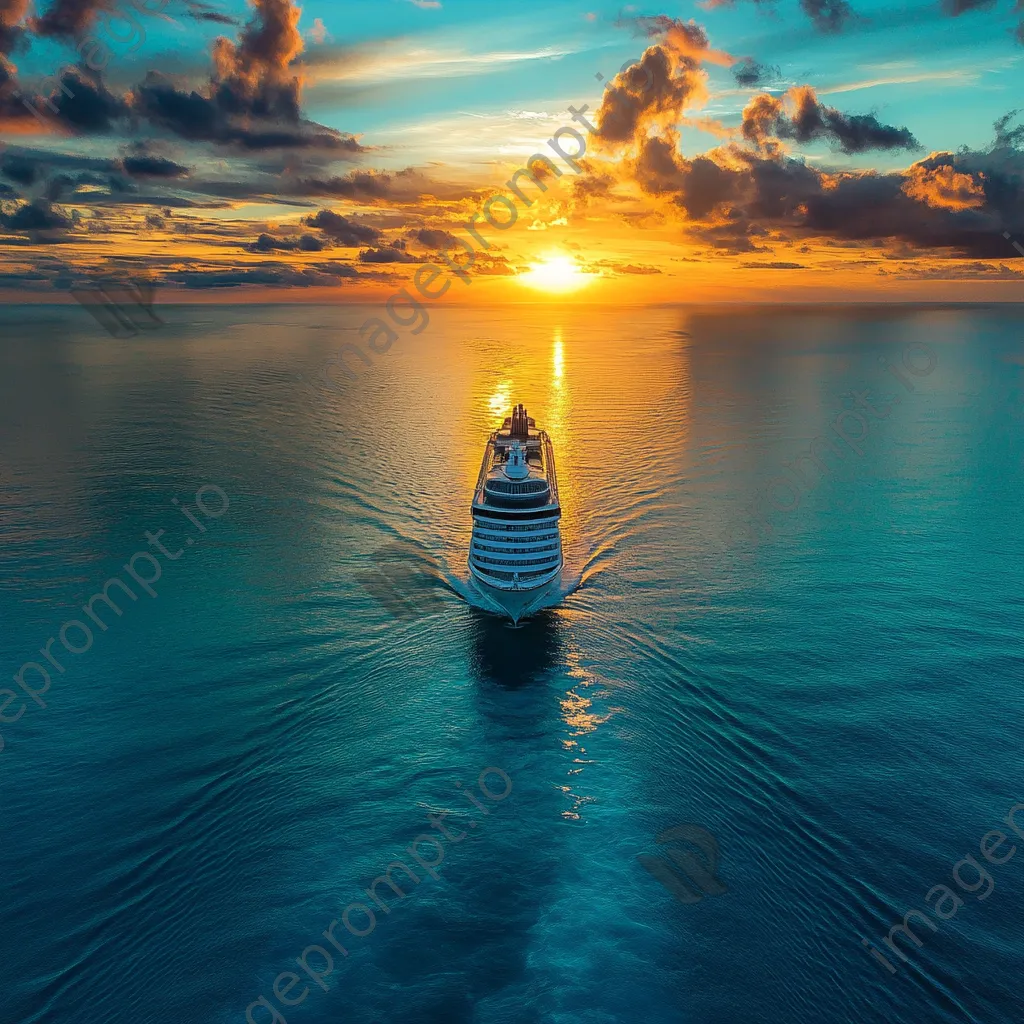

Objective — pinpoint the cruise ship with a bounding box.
[468,404,563,623]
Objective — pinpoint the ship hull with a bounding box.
[468,562,562,623]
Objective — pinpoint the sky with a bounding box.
[0,0,1023,302]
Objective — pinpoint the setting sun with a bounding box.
[516,255,598,294]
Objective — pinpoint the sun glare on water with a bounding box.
[517,254,597,294]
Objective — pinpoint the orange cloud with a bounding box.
[902,160,986,210]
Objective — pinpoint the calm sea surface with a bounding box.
[1,303,1023,1024]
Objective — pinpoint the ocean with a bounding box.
[1,302,1022,1024]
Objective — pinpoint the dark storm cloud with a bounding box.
[617,107,1024,258]
[595,45,704,144]
[803,172,979,248]
[165,260,374,288]
[0,145,118,176]
[942,0,996,13]
[595,17,734,146]
[732,58,779,86]
[741,87,919,154]
[183,0,238,24]
[709,0,1006,33]
[133,72,363,151]
[247,231,323,251]
[31,0,109,41]
[799,0,855,32]
[357,245,417,263]
[30,67,130,133]
[130,0,366,152]
[0,57,47,129]
[303,208,381,245]
[0,0,29,54]
[788,86,918,152]
[413,227,460,248]
[0,197,72,232]
[289,168,481,207]
[121,155,189,177]
[291,169,395,199]
[2,154,37,184]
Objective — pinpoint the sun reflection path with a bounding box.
[488,382,512,419]
[558,646,614,820]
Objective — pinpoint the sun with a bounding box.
[517,254,597,294]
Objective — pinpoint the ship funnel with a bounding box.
[510,403,529,440]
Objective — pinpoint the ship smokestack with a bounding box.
[511,403,529,439]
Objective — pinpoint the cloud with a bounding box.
[166,260,378,288]
[27,67,131,134]
[303,41,576,86]
[902,159,986,209]
[2,152,36,183]
[309,16,327,43]
[303,208,381,245]
[121,155,190,178]
[739,260,809,268]
[293,169,394,199]
[593,17,742,147]
[0,0,29,54]
[247,231,324,251]
[132,0,365,151]
[1,197,71,233]
[598,98,1024,259]
[358,245,418,263]
[407,0,442,7]
[742,86,920,154]
[733,58,779,87]
[942,0,996,14]
[799,0,854,32]
[595,260,663,274]
[183,1,240,25]
[594,42,708,145]
[697,0,852,32]
[32,0,109,41]
[413,227,460,248]
[625,15,734,65]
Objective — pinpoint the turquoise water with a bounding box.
[1,303,1023,1024]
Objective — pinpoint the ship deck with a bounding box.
[472,429,559,511]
